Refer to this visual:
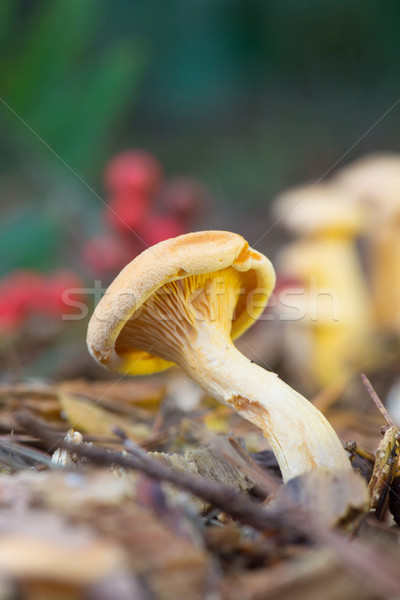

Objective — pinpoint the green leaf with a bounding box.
[3,0,100,113]
[27,39,147,175]
[0,207,61,276]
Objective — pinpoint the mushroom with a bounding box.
[87,231,350,482]
[334,152,400,221]
[334,154,400,333]
[273,184,371,387]
[363,206,400,334]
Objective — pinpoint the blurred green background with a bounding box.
[2,0,400,276]
[2,0,400,382]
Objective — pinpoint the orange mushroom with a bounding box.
[87,231,350,482]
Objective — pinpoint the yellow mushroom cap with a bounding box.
[273,183,365,236]
[87,231,275,375]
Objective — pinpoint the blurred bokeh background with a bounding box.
[1,0,400,400]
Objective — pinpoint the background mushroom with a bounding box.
[334,153,400,221]
[334,153,400,334]
[87,231,351,482]
[273,184,371,388]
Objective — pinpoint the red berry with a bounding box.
[104,151,163,197]
[0,270,45,333]
[0,269,44,296]
[0,270,45,311]
[105,190,150,233]
[31,271,86,317]
[0,302,24,334]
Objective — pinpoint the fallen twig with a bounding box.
[361,374,396,428]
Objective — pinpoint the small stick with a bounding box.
[361,374,396,428]
[113,426,149,461]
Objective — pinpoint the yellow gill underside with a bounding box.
[115,268,243,375]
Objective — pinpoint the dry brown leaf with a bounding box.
[0,469,135,513]
[84,504,211,600]
[0,508,128,600]
[0,384,62,429]
[58,378,166,408]
[0,469,211,600]
[58,392,151,440]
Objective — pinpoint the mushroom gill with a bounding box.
[115,267,243,364]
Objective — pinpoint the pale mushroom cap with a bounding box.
[273,183,365,235]
[87,231,275,375]
[334,153,400,217]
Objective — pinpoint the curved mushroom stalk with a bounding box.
[181,321,350,481]
[87,231,351,483]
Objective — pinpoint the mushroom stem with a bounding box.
[178,321,350,482]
